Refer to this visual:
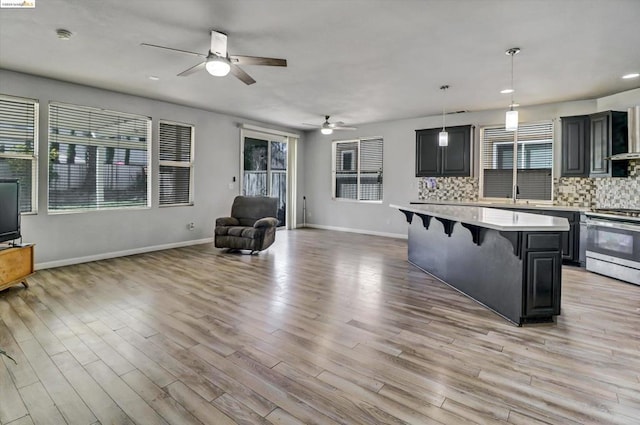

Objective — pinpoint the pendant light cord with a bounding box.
[440,85,449,130]
[506,47,520,110]
[510,52,514,111]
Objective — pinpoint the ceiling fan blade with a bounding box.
[302,123,322,128]
[230,64,256,85]
[230,55,287,67]
[332,126,357,131]
[140,43,206,58]
[177,61,206,77]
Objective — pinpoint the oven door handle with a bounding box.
[586,219,640,233]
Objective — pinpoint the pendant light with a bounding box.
[505,47,520,131]
[439,85,449,147]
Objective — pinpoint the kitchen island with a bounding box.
[391,204,570,325]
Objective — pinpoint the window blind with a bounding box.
[48,103,150,211]
[159,121,194,206]
[481,121,553,201]
[333,138,383,201]
[0,96,37,213]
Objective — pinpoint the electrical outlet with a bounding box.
[187,222,195,231]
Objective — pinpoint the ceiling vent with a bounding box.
[56,29,73,40]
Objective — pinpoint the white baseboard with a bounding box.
[304,224,407,239]
[36,237,215,270]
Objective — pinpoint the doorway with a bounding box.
[241,129,295,228]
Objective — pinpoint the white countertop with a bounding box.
[391,203,570,232]
[410,200,590,213]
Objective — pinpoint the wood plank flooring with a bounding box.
[1,228,639,424]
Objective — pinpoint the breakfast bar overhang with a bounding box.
[391,204,570,325]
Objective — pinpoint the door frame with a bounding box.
[239,125,299,229]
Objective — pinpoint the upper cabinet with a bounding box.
[560,115,590,177]
[560,111,628,178]
[589,111,628,178]
[415,125,472,177]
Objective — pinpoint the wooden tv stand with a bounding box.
[0,244,34,292]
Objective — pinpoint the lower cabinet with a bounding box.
[509,209,580,264]
[525,250,562,318]
[545,211,579,264]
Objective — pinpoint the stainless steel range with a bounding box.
[585,209,640,285]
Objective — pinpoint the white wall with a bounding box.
[597,88,640,111]
[303,90,640,237]
[0,70,303,267]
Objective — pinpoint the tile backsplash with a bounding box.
[595,160,640,208]
[554,177,596,208]
[417,160,639,209]
[418,177,478,201]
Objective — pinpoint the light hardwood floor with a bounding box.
[1,229,639,425]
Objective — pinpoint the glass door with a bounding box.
[242,135,288,227]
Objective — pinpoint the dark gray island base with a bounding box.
[392,204,569,326]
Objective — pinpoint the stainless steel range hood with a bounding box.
[609,106,640,160]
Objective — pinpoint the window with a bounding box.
[332,138,383,201]
[341,150,355,171]
[0,95,38,213]
[48,103,151,212]
[480,121,553,201]
[159,121,194,206]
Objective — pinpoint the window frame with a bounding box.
[47,102,152,213]
[332,137,383,203]
[479,120,554,203]
[0,94,38,214]
[158,119,195,207]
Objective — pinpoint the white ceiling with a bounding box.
[1,0,639,131]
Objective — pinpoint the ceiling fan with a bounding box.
[303,116,357,135]
[141,30,287,85]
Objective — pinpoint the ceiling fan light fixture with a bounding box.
[205,56,231,77]
[321,127,333,135]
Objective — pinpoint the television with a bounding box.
[0,179,21,244]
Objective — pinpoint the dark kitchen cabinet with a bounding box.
[511,208,580,264]
[415,125,472,177]
[548,210,579,263]
[589,111,628,178]
[524,249,562,318]
[561,115,590,177]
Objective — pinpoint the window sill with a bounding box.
[332,198,383,204]
[159,202,194,208]
[47,205,151,215]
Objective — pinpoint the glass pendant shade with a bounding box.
[205,57,231,76]
[439,130,449,146]
[505,109,519,131]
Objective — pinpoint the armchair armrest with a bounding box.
[254,217,279,228]
[216,217,240,227]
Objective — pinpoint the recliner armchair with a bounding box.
[215,196,279,253]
